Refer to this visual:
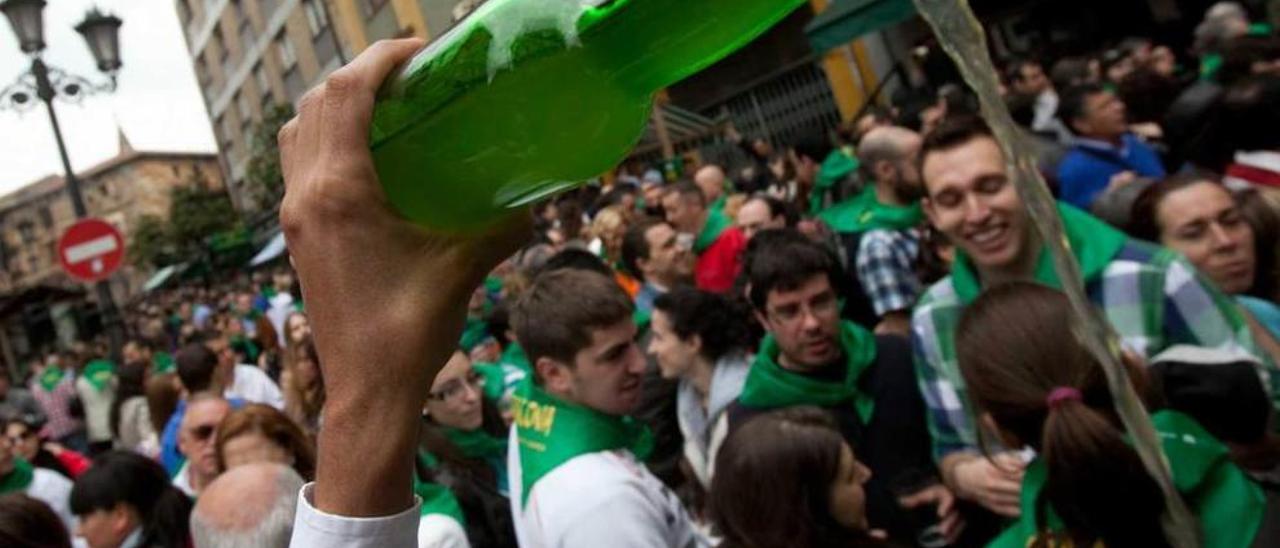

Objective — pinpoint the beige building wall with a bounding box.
[0,151,223,295]
[177,0,483,211]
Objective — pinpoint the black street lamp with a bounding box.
[0,0,126,360]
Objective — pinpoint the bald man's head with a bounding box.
[858,126,924,204]
[190,463,303,548]
[694,165,727,204]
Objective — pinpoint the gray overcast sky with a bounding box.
[0,0,217,195]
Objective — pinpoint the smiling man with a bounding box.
[508,269,698,547]
[911,116,1272,518]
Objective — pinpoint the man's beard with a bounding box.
[891,179,925,203]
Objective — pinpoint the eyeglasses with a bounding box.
[188,424,217,442]
[428,371,484,402]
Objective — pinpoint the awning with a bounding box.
[249,231,287,267]
[143,264,184,293]
[806,0,916,53]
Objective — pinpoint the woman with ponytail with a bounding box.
[69,451,192,548]
[956,282,1266,548]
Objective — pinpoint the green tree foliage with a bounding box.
[127,215,170,268]
[246,104,296,210]
[127,186,239,269]
[168,185,238,255]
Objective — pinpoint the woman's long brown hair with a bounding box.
[956,282,1171,548]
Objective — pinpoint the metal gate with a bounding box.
[699,58,844,167]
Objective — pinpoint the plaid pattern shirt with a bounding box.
[911,239,1274,462]
[30,372,82,441]
[855,228,922,316]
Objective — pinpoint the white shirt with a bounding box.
[267,293,296,348]
[29,467,75,533]
[418,514,470,548]
[289,483,421,548]
[171,462,197,498]
[507,429,701,548]
[226,364,285,409]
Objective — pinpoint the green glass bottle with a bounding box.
[370,0,805,231]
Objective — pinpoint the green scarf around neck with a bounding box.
[82,359,116,392]
[460,316,490,352]
[412,453,466,524]
[501,343,531,376]
[444,427,507,463]
[38,367,65,393]
[950,204,1127,304]
[818,187,923,234]
[738,321,878,424]
[812,150,861,213]
[0,459,34,495]
[512,384,652,506]
[694,209,732,254]
[153,352,175,375]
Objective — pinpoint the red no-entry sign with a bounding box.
[58,218,125,283]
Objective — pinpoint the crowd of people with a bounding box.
[3,2,1280,547]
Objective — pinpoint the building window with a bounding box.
[304,0,330,37]
[360,0,390,18]
[38,207,51,229]
[277,33,296,69]
[17,221,33,245]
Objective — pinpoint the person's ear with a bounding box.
[536,357,573,396]
[873,160,894,182]
[753,308,771,333]
[688,334,704,356]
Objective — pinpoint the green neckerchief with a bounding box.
[694,209,731,255]
[153,352,175,375]
[82,359,115,392]
[0,459,34,495]
[474,362,507,401]
[460,316,490,352]
[230,335,260,363]
[990,410,1264,548]
[484,275,503,296]
[413,452,466,523]
[812,149,861,213]
[738,321,878,424]
[444,427,508,462]
[38,367,65,393]
[632,307,652,331]
[501,343,531,376]
[951,204,1127,305]
[710,194,728,215]
[817,187,923,234]
[512,383,652,506]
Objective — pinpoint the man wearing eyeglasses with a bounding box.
[173,394,231,497]
[717,229,964,544]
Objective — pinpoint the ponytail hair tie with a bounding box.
[1046,387,1083,409]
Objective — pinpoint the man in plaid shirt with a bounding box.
[853,127,927,337]
[912,117,1273,518]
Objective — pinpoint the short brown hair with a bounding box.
[512,269,633,374]
[215,404,316,480]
